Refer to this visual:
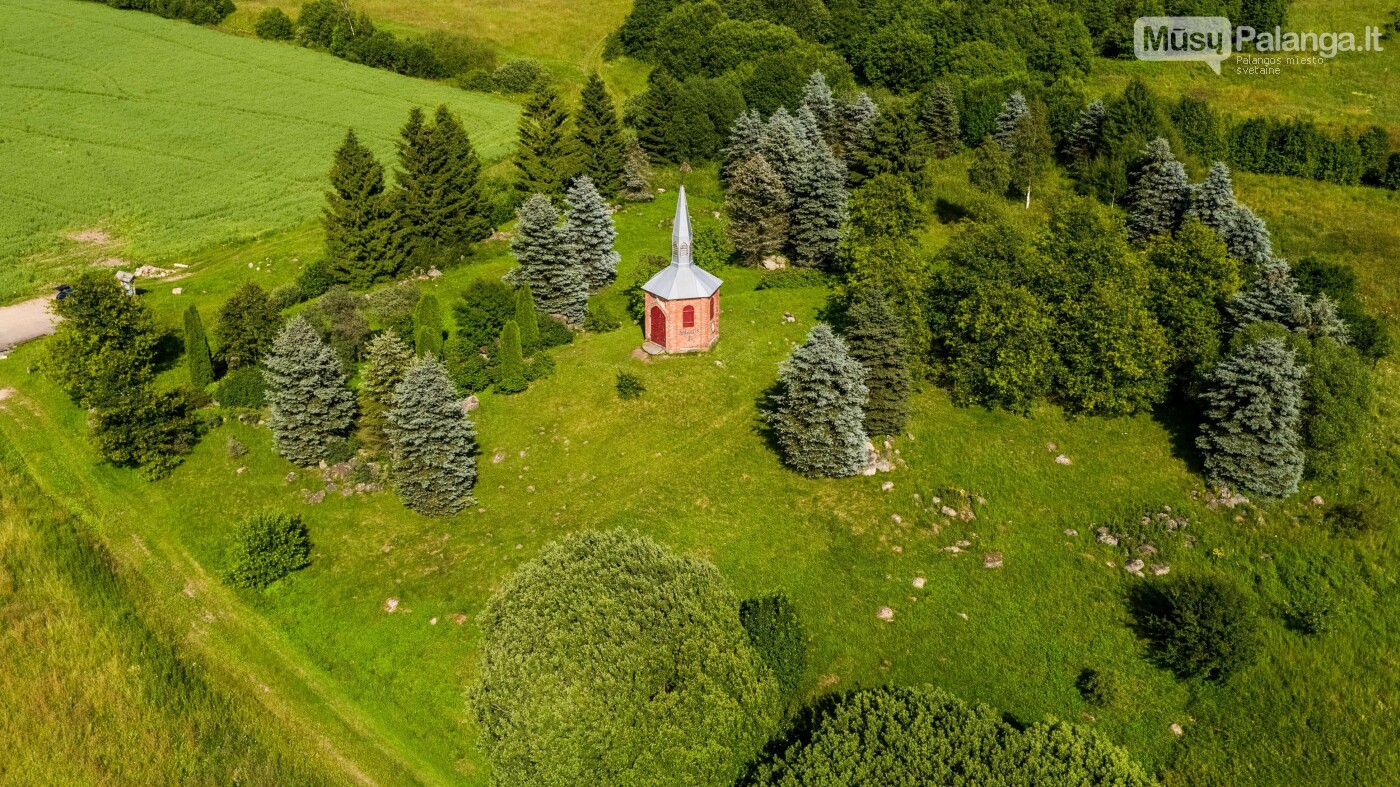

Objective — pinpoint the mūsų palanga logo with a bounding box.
[1135,16,1385,75]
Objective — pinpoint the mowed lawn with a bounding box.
[0,0,519,301]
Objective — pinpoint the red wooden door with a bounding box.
[650,305,666,346]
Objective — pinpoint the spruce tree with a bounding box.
[397,106,491,259]
[362,331,415,406]
[495,320,528,394]
[722,110,767,184]
[621,136,655,202]
[1223,204,1274,269]
[725,154,792,263]
[1230,257,1311,330]
[969,138,1012,195]
[514,285,541,355]
[1127,138,1191,243]
[1197,336,1307,499]
[515,82,578,195]
[789,136,849,269]
[263,315,357,466]
[1064,99,1105,160]
[837,92,879,159]
[993,91,1028,150]
[413,292,444,356]
[762,108,810,194]
[575,73,626,197]
[324,129,405,288]
[794,105,826,151]
[766,324,869,478]
[850,102,931,189]
[183,305,214,390]
[510,195,588,323]
[1309,294,1350,344]
[918,82,962,159]
[386,356,478,517]
[1186,162,1238,231]
[844,290,911,437]
[800,71,839,146]
[563,176,620,290]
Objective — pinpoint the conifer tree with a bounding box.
[495,320,528,394]
[766,324,869,478]
[387,356,478,517]
[362,331,415,406]
[1309,294,1350,344]
[844,290,911,437]
[850,102,931,189]
[1223,204,1273,269]
[918,82,962,159]
[413,292,444,356]
[1230,257,1311,330]
[993,91,1028,150]
[725,154,792,263]
[789,136,849,268]
[216,282,283,370]
[514,285,541,355]
[1127,138,1191,243]
[1064,99,1105,160]
[263,315,357,466]
[509,195,588,323]
[183,305,214,390]
[800,71,839,145]
[722,110,767,184]
[762,108,810,194]
[794,105,825,150]
[397,106,491,260]
[837,92,879,158]
[575,73,626,197]
[515,82,578,195]
[621,136,655,202]
[324,129,405,288]
[563,176,620,290]
[1186,162,1238,231]
[1197,336,1307,499]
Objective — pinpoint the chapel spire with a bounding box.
[671,185,693,266]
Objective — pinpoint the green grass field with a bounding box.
[0,0,519,303]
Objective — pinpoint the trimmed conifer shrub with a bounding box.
[215,366,267,409]
[767,324,869,477]
[413,292,444,357]
[223,512,311,590]
[386,356,478,517]
[843,290,911,437]
[514,286,540,355]
[1131,574,1260,681]
[183,305,214,389]
[263,315,357,466]
[362,332,415,407]
[615,370,645,400]
[494,320,527,394]
[1197,336,1306,499]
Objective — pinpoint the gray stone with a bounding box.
[1125,559,1145,573]
[306,490,326,504]
[877,606,894,622]
[982,552,1003,569]
[1151,564,1171,576]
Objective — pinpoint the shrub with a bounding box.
[536,313,574,349]
[492,59,548,93]
[1077,668,1127,709]
[226,437,248,459]
[89,388,200,480]
[615,370,645,400]
[1131,574,1260,681]
[739,592,807,702]
[254,7,295,40]
[322,435,359,465]
[296,258,334,300]
[267,283,304,311]
[453,279,515,349]
[583,303,622,333]
[1325,501,1380,537]
[523,352,555,382]
[215,366,267,409]
[754,267,829,290]
[223,513,311,590]
[444,335,492,393]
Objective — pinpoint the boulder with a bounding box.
[1055,454,1072,465]
[761,255,788,270]
[461,395,480,413]
[1125,559,1145,573]
[1151,564,1171,576]
[982,552,1003,569]
[877,606,894,622]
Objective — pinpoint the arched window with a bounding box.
[682,305,696,328]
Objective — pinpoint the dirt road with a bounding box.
[0,297,58,353]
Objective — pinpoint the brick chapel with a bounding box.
[641,186,722,354]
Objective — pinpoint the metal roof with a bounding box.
[642,186,722,300]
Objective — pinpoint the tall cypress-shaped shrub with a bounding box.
[413,292,444,356]
[1197,336,1307,499]
[183,305,214,389]
[563,176,621,290]
[362,332,415,407]
[387,356,478,516]
[767,324,869,477]
[843,290,911,437]
[514,285,541,355]
[495,320,528,394]
[263,315,357,466]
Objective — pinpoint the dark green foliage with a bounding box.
[396,106,491,265]
[323,130,405,288]
[452,279,516,350]
[444,335,491,394]
[843,289,910,437]
[514,286,540,354]
[725,154,791,263]
[584,304,622,333]
[754,268,828,290]
[523,352,555,382]
[510,194,588,324]
[386,356,478,517]
[222,513,311,591]
[1145,220,1243,378]
[626,254,672,321]
[575,73,626,197]
[1064,99,1105,161]
[992,91,1027,150]
[363,282,420,339]
[263,316,357,466]
[215,367,266,409]
[89,388,199,480]
[564,176,621,290]
[1198,336,1306,499]
[469,529,781,787]
[1008,99,1054,203]
[514,83,579,195]
[615,370,645,400]
[1126,138,1190,243]
[800,72,839,145]
[945,283,1057,412]
[755,685,1151,786]
[254,7,294,40]
[490,59,548,93]
[304,286,370,370]
[1325,501,1380,537]
[1132,574,1260,682]
[362,332,415,407]
[1077,668,1127,709]
[267,284,304,312]
[43,270,163,409]
[621,136,655,201]
[296,259,334,300]
[738,592,806,702]
[767,324,869,477]
[630,70,737,164]
[494,321,527,394]
[1228,115,1379,187]
[1299,338,1372,479]
[1294,256,1393,362]
[413,293,444,357]
[918,82,961,159]
[1171,97,1228,164]
[850,101,929,189]
[90,0,233,25]
[1358,126,1390,184]
[536,314,574,349]
[969,137,1012,195]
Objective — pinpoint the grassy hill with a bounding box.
[0,0,519,302]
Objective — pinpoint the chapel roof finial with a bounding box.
[672,186,692,267]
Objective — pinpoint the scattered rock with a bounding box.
[427,267,442,278]
[461,395,480,413]
[1170,723,1184,737]
[383,598,399,613]
[285,471,296,483]
[881,481,894,492]
[1064,528,1078,537]
[891,545,903,553]
[1151,564,1171,576]
[451,613,468,625]
[171,287,183,295]
[1311,495,1325,506]
[133,265,175,278]
[1096,529,1118,546]
[1204,486,1248,510]
[982,552,1003,569]
[912,577,926,589]
[940,505,958,518]
[235,466,246,474]
[1125,559,1146,574]
[1046,442,1057,452]
[877,606,895,622]
[782,312,796,323]
[1055,454,1072,465]
[328,462,353,481]
[492,451,506,464]
[958,612,968,620]
[306,490,326,504]
[430,617,438,625]
[943,545,962,554]
[890,514,902,524]
[955,539,971,548]
[761,255,788,270]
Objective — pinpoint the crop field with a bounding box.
[0,0,519,302]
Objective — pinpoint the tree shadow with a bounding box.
[752,379,785,456]
[736,690,852,786]
[153,330,184,374]
[934,198,971,224]
[1150,384,1206,475]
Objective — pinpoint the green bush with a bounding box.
[583,304,622,333]
[492,59,548,93]
[226,437,248,459]
[322,435,359,465]
[254,7,295,40]
[739,592,807,702]
[1077,668,1127,709]
[536,313,574,349]
[453,279,515,349]
[754,267,829,290]
[523,352,555,382]
[267,283,304,312]
[223,513,311,590]
[1325,501,1380,536]
[296,258,334,300]
[1131,574,1260,681]
[445,335,492,393]
[215,366,267,409]
[615,370,645,400]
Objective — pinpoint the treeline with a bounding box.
[84,0,234,25]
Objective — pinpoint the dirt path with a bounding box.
[0,297,58,352]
